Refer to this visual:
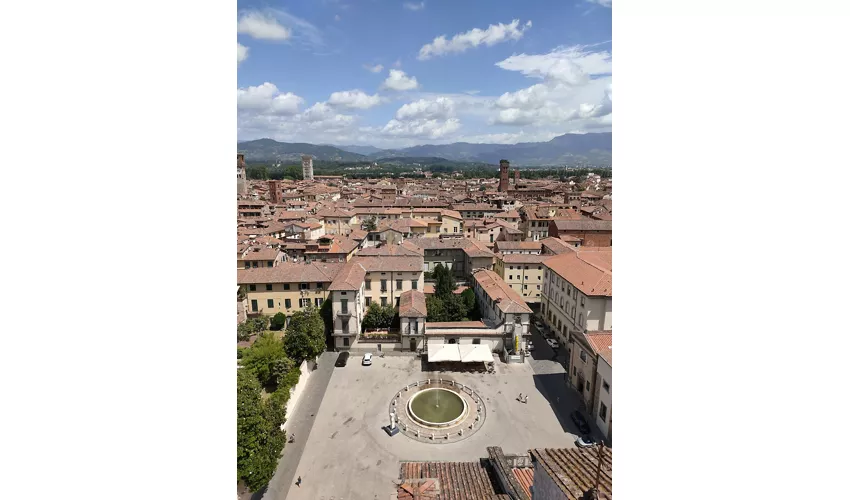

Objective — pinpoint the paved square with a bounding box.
[280,355,583,500]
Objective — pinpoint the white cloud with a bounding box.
[495,45,611,85]
[237,83,304,115]
[403,2,426,11]
[328,90,383,109]
[237,11,291,41]
[587,0,612,7]
[395,97,455,120]
[382,69,420,91]
[418,19,532,60]
[463,90,480,95]
[381,118,460,139]
[494,83,553,109]
[363,63,384,73]
[237,43,249,64]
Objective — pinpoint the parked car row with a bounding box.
[334,351,374,368]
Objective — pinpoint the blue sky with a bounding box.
[237,0,612,148]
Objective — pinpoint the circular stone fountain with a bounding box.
[407,388,468,428]
[390,380,487,444]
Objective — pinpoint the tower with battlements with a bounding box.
[237,153,247,196]
[498,159,510,192]
[301,154,314,181]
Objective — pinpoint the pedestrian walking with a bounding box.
[296,476,302,487]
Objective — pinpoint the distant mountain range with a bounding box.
[237,132,612,166]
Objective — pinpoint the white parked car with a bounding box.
[362,353,372,366]
[526,341,535,352]
[546,338,560,349]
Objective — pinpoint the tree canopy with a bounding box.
[237,368,285,491]
[283,306,326,363]
[362,303,396,329]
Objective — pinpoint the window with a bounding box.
[411,280,418,290]
[396,297,400,306]
[267,261,273,267]
[573,367,577,376]
[315,298,323,307]
[245,262,251,269]
[365,297,372,306]
[472,338,481,344]
[300,283,308,290]
[252,261,258,268]
[365,280,371,290]
[578,313,583,325]
[396,279,403,290]
[580,350,587,362]
[453,227,457,232]
[250,300,258,311]
[299,298,310,308]
[509,275,513,280]
[381,297,387,306]
[536,285,540,290]
[580,296,585,307]
[603,381,610,393]
[574,289,578,300]
[381,280,387,292]
[538,266,542,270]
[249,284,256,291]
[343,337,349,346]
[524,284,528,289]
[599,402,608,422]
[266,284,273,291]
[284,284,290,291]
[509,266,513,270]
[341,299,348,314]
[285,299,291,309]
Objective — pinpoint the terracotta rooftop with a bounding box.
[358,255,424,273]
[398,461,498,500]
[583,331,612,366]
[472,269,533,314]
[512,468,534,499]
[529,447,612,500]
[328,260,367,291]
[237,262,343,285]
[552,219,612,232]
[494,241,543,251]
[540,237,573,255]
[399,290,428,318]
[543,247,612,297]
[499,254,549,264]
[357,243,423,257]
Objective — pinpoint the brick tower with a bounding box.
[498,159,510,192]
[268,180,281,204]
[237,153,247,196]
[514,169,520,185]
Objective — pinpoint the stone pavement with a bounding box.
[261,351,336,500]
[275,354,586,500]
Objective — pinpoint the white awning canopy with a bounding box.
[427,343,461,362]
[428,343,494,363]
[459,344,495,363]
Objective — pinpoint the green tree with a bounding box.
[270,312,287,331]
[432,263,457,298]
[444,294,469,321]
[240,333,290,387]
[363,216,377,231]
[283,306,326,363]
[426,296,447,322]
[362,303,396,329]
[237,368,284,492]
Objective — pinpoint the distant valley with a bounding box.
[237,132,612,167]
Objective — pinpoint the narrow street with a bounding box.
[259,351,336,500]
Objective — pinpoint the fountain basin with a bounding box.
[407,387,468,429]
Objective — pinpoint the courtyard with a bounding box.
[266,351,588,500]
